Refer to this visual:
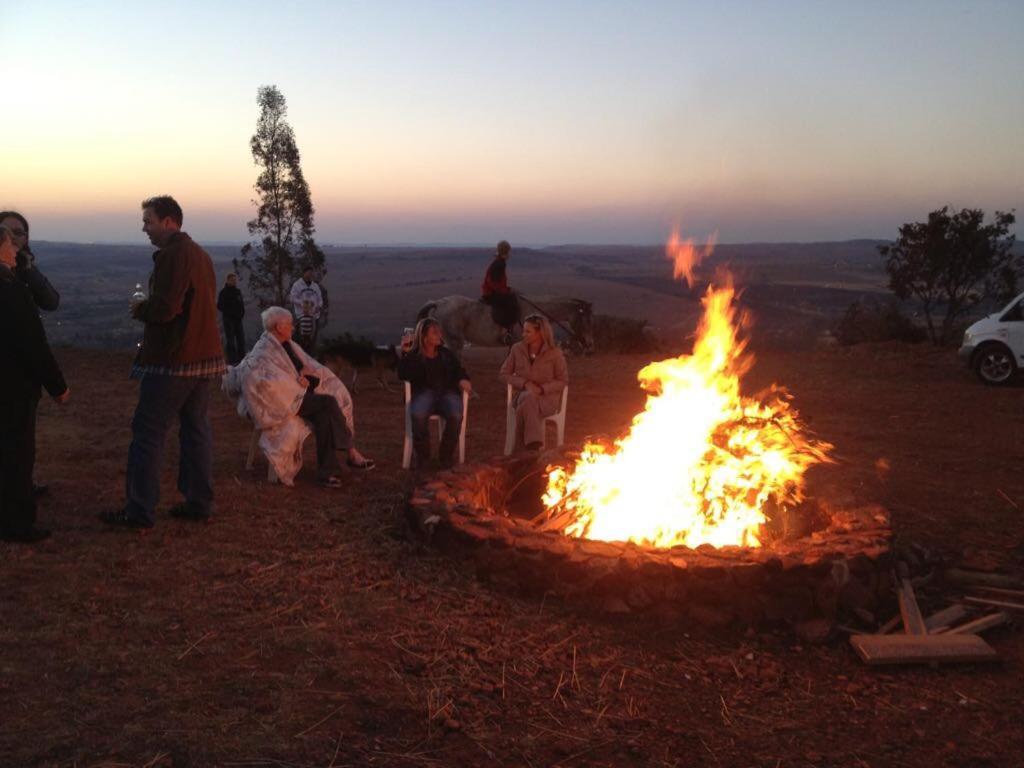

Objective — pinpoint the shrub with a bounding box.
[591,314,660,354]
[832,298,926,346]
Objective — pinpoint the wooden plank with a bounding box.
[964,596,1024,613]
[924,604,968,634]
[898,578,927,635]
[850,634,999,666]
[877,614,901,635]
[945,569,1023,588]
[975,586,1024,599]
[947,612,1011,636]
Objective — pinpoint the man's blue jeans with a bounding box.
[409,390,463,467]
[125,375,214,525]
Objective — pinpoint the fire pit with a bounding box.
[408,451,891,629]
[410,233,892,630]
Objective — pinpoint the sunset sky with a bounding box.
[3,0,1022,245]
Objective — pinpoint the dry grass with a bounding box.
[2,343,1022,767]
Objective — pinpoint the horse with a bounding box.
[416,295,595,356]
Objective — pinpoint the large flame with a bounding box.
[541,236,831,550]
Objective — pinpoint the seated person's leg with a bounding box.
[297,392,346,480]
[408,390,438,464]
[437,391,464,467]
[515,391,544,450]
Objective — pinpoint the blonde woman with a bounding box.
[499,314,567,451]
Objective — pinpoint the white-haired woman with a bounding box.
[499,314,567,451]
[223,306,374,487]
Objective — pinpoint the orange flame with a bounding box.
[542,236,831,550]
[666,227,718,288]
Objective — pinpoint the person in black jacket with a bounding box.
[217,272,246,364]
[1,211,61,498]
[0,225,70,543]
[398,318,472,469]
[0,211,60,312]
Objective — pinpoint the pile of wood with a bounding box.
[850,569,1021,666]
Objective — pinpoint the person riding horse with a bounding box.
[480,240,519,344]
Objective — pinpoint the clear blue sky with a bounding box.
[2,0,1021,244]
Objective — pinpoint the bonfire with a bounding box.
[542,229,832,549]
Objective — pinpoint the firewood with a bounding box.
[877,614,901,635]
[963,596,1024,613]
[924,604,968,634]
[946,612,1010,636]
[850,634,999,666]
[897,578,927,635]
[945,569,1023,588]
[974,586,1024,599]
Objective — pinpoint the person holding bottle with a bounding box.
[101,196,225,530]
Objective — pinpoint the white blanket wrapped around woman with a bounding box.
[223,331,354,486]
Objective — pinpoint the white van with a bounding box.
[958,291,1024,384]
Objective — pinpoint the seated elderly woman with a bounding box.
[398,317,472,469]
[500,314,568,451]
[223,306,374,487]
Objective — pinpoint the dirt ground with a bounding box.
[2,341,1023,767]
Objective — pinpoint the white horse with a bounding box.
[416,295,595,355]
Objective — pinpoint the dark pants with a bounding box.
[409,390,463,467]
[483,293,519,329]
[297,390,352,480]
[125,376,214,525]
[0,396,38,537]
[223,316,246,365]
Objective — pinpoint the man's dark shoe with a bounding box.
[168,502,211,522]
[32,483,49,498]
[99,509,153,530]
[1,527,52,544]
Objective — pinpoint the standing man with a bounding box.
[289,266,324,352]
[217,272,246,364]
[101,196,225,529]
[0,224,70,543]
[481,239,518,345]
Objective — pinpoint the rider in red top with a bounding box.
[481,240,518,343]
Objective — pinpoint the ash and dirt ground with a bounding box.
[3,342,1023,767]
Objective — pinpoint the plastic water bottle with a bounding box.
[131,283,146,349]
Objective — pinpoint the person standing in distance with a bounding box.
[217,272,246,364]
[289,266,324,353]
[0,224,69,543]
[101,196,225,529]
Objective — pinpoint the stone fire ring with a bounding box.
[408,450,892,631]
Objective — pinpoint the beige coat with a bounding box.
[500,342,568,447]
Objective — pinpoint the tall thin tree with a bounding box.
[234,85,326,308]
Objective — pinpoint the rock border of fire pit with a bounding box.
[408,451,893,632]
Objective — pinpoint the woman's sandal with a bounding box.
[320,476,343,488]
[346,458,376,471]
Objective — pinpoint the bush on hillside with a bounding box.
[591,314,661,354]
[832,298,926,346]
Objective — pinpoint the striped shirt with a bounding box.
[131,356,227,380]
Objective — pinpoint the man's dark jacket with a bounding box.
[397,346,470,395]
[0,264,66,400]
[132,232,223,368]
[217,284,245,322]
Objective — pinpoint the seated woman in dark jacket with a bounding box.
[0,225,70,543]
[398,318,472,468]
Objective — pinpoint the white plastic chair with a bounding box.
[402,381,469,469]
[504,384,568,455]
